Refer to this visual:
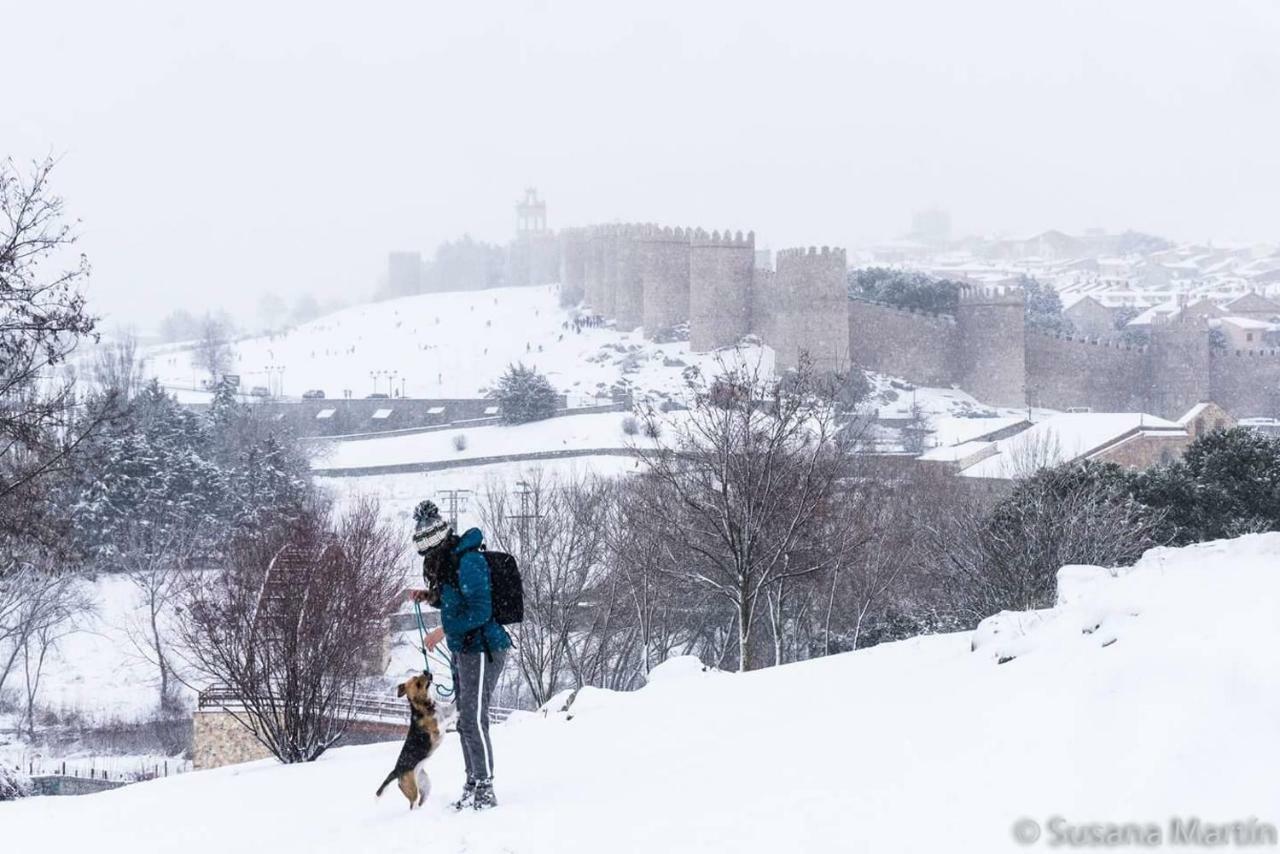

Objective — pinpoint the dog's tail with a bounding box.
[375,769,399,798]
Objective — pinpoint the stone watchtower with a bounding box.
[690,229,755,351]
[612,226,646,332]
[955,285,1027,408]
[771,246,850,372]
[641,226,692,337]
[1147,316,1210,418]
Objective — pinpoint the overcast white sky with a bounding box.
[7,0,1280,327]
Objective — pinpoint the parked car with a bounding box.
[250,386,271,399]
[366,392,390,399]
[302,389,326,399]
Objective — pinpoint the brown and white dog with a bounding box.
[375,673,442,809]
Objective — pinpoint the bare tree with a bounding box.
[1,156,109,521]
[0,554,88,734]
[633,352,859,671]
[606,475,716,678]
[92,332,147,400]
[176,499,403,763]
[919,464,1166,619]
[192,314,234,386]
[477,470,617,705]
[119,523,199,711]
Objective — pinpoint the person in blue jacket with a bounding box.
[410,500,512,811]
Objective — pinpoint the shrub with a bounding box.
[642,420,662,440]
[492,363,558,424]
[1132,427,1280,544]
[452,433,468,452]
[0,766,33,801]
[621,416,639,436]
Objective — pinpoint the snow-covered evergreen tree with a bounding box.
[492,362,558,424]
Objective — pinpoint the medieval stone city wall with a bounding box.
[1147,319,1212,419]
[1025,333,1150,412]
[1210,350,1280,416]
[558,221,1273,418]
[559,227,588,305]
[847,301,958,387]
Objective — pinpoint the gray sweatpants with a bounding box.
[452,648,506,782]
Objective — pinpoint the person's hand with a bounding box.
[425,626,446,652]
[407,588,430,603]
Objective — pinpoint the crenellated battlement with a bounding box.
[775,245,846,264]
[691,228,754,248]
[958,284,1025,305]
[850,297,957,324]
[1027,328,1147,353]
[640,224,694,244]
[1211,347,1280,359]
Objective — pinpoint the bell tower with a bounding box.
[516,188,547,238]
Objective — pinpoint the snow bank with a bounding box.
[4,534,1277,853]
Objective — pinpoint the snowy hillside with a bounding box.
[146,284,770,402]
[6,534,1277,853]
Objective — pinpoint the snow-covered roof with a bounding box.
[1220,316,1274,330]
[959,412,1183,479]
[929,415,1027,447]
[918,441,995,463]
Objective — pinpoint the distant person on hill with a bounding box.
[407,501,512,811]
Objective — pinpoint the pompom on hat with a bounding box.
[412,500,451,555]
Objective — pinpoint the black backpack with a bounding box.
[481,549,524,625]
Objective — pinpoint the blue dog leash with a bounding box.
[413,600,456,701]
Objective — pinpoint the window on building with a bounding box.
[372,408,393,420]
[315,408,336,420]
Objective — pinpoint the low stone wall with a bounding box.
[30,775,127,796]
[192,710,409,771]
[192,710,273,770]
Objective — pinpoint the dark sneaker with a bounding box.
[472,778,498,810]
[450,779,476,811]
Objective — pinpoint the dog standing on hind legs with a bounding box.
[376,673,442,809]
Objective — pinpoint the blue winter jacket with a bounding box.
[439,527,513,655]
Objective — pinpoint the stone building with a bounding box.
[1064,295,1118,338]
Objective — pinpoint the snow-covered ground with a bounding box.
[313,412,655,472]
[318,456,641,534]
[5,533,1276,853]
[143,284,770,402]
[6,574,176,723]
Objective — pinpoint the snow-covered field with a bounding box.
[144,284,770,402]
[318,456,641,534]
[7,574,175,723]
[314,412,654,472]
[5,533,1276,853]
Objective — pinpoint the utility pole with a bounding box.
[436,488,472,530]
[510,480,541,556]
